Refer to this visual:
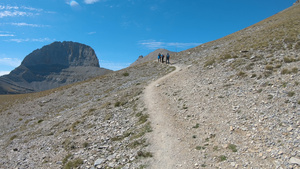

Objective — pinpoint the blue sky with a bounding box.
[0,0,296,75]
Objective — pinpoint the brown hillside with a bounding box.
[0,3,299,169]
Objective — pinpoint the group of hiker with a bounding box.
[157,53,170,64]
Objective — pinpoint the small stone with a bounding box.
[287,127,293,132]
[289,157,300,165]
[56,161,62,165]
[94,158,105,166]
[230,126,234,131]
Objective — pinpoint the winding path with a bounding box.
[144,65,191,169]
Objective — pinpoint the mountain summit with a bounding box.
[0,41,112,94]
[22,41,100,68]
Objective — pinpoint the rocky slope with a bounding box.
[0,41,112,94]
[0,62,175,169]
[0,2,299,169]
[153,3,299,168]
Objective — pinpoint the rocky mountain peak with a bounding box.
[0,41,112,94]
[22,41,100,68]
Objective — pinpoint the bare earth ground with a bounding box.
[145,59,299,169]
[145,65,181,168]
[145,65,197,169]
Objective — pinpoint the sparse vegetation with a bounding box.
[192,123,200,128]
[137,151,153,158]
[287,91,295,97]
[128,139,147,148]
[62,154,72,165]
[282,82,288,88]
[283,56,295,63]
[218,155,227,162]
[213,146,219,151]
[71,120,81,132]
[131,122,152,140]
[251,74,257,78]
[138,114,149,124]
[115,101,121,107]
[281,67,298,74]
[281,68,291,74]
[265,65,274,71]
[204,58,215,67]
[228,144,238,152]
[196,146,205,150]
[237,71,246,77]
[63,158,83,169]
[123,72,129,76]
[10,135,17,141]
[83,142,89,148]
[291,67,298,73]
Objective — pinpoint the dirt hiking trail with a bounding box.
[144,64,193,169]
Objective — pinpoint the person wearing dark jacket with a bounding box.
[158,53,161,62]
[166,53,170,64]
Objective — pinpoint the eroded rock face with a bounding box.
[0,41,112,94]
[22,41,100,68]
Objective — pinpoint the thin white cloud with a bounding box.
[0,58,22,67]
[84,0,100,4]
[0,5,44,18]
[10,22,49,27]
[0,11,32,18]
[0,71,10,76]
[99,60,130,70]
[150,5,158,11]
[70,0,80,7]
[0,5,19,10]
[0,34,15,37]
[21,6,43,12]
[5,38,52,43]
[139,40,202,49]
[88,31,96,35]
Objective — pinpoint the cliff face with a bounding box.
[21,41,100,68]
[0,41,112,94]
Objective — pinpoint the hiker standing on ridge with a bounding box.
[162,54,165,63]
[166,53,170,64]
[158,53,161,62]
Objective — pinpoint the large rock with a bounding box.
[0,41,112,94]
[22,41,100,68]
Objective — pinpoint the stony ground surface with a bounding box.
[0,62,175,169]
[146,61,299,169]
[1,3,300,169]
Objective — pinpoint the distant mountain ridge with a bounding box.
[0,41,112,94]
